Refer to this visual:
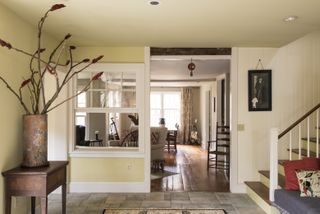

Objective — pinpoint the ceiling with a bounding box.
[151,58,230,81]
[1,0,320,47]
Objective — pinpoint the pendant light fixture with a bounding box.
[188,59,196,77]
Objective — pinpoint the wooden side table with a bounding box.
[89,139,103,147]
[2,161,68,214]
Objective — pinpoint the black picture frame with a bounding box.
[248,70,272,111]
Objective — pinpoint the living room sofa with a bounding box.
[151,126,168,170]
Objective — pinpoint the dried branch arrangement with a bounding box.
[0,4,103,115]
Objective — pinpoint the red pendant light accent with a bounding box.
[188,59,196,77]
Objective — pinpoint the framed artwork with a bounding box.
[248,70,272,111]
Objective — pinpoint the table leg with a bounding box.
[5,193,11,214]
[31,197,36,214]
[40,197,47,214]
[62,183,67,214]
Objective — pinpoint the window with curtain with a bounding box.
[150,91,181,130]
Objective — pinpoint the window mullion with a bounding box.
[72,63,143,153]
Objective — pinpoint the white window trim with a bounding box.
[68,63,145,157]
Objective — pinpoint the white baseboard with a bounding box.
[230,183,246,193]
[69,182,149,193]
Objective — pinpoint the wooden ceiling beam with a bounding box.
[150,48,231,56]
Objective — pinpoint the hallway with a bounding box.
[47,192,264,214]
[151,145,230,192]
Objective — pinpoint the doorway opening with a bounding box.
[149,48,231,192]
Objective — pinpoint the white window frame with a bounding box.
[150,90,181,129]
[69,63,146,157]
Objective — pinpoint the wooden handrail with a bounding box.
[278,103,320,139]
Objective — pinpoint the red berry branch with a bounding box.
[0,4,104,115]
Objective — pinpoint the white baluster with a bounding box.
[289,131,292,160]
[269,128,279,202]
[307,117,310,157]
[317,110,319,158]
[299,124,301,159]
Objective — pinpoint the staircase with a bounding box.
[245,103,320,214]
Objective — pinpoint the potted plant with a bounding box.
[0,4,104,167]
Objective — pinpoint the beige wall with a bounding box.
[236,31,320,184]
[236,48,278,183]
[70,47,145,183]
[0,3,59,213]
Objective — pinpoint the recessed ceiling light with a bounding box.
[283,16,298,22]
[149,0,160,6]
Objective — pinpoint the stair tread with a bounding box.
[289,148,317,157]
[245,181,270,205]
[258,170,285,188]
[278,160,287,166]
[301,137,320,143]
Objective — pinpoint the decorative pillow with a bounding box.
[284,160,307,190]
[303,157,320,169]
[151,132,160,145]
[296,170,320,197]
[284,158,320,190]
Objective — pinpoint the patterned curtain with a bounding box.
[180,88,193,144]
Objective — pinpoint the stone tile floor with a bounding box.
[44,192,265,214]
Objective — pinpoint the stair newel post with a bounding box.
[269,128,279,202]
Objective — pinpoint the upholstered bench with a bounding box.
[274,189,320,214]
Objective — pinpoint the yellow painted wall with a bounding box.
[70,158,144,182]
[73,47,144,63]
[0,3,59,213]
[70,47,145,183]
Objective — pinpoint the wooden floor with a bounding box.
[151,145,230,192]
